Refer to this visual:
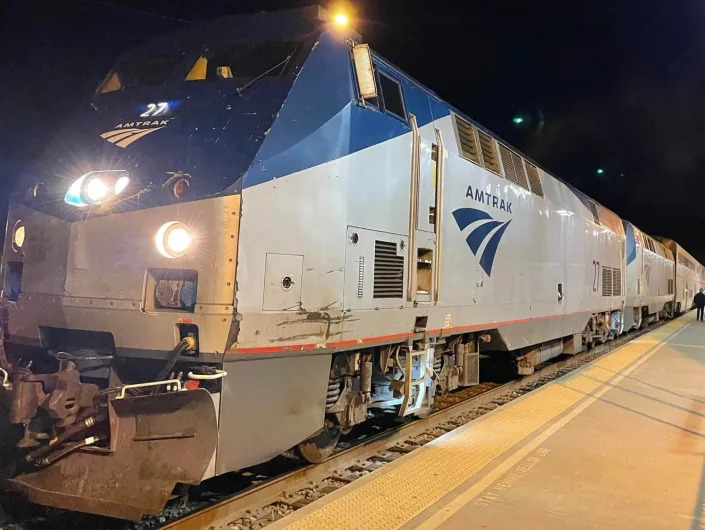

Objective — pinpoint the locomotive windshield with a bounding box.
[99,40,304,93]
[187,41,303,81]
[98,53,185,93]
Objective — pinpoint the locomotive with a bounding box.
[1,6,703,519]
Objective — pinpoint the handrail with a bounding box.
[407,114,420,301]
[434,128,445,303]
[115,379,184,400]
[187,369,228,380]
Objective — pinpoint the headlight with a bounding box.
[64,170,129,207]
[12,220,25,252]
[156,222,192,258]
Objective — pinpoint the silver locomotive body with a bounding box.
[1,7,703,520]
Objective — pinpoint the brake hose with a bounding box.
[154,336,196,382]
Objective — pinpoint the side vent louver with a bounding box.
[611,267,621,296]
[498,144,530,190]
[454,116,480,164]
[373,240,404,298]
[453,115,544,198]
[525,162,544,197]
[601,266,612,296]
[477,130,500,174]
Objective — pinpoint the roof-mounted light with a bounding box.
[64,170,129,207]
[333,13,349,27]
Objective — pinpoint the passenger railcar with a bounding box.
[623,221,675,329]
[658,238,705,312]
[0,7,703,519]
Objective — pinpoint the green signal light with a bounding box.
[596,168,605,175]
[512,116,525,125]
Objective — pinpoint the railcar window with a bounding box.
[378,72,407,120]
[99,53,184,93]
[186,41,301,82]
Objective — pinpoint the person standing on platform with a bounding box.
[695,289,705,322]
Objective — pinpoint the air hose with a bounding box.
[34,433,107,467]
[25,413,106,463]
[154,336,197,382]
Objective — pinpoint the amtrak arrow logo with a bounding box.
[452,208,512,276]
[100,127,164,148]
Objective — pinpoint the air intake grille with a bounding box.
[477,130,500,174]
[602,266,612,296]
[454,116,480,164]
[678,252,697,271]
[498,144,529,190]
[668,278,674,295]
[611,267,621,296]
[525,162,544,197]
[373,240,404,298]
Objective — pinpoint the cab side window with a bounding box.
[378,72,407,121]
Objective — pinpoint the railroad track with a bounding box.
[153,320,667,530]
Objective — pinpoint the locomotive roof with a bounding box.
[118,6,350,63]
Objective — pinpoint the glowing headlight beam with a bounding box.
[85,178,108,202]
[115,176,130,195]
[64,170,130,207]
[167,227,192,254]
[156,221,192,259]
[12,221,25,252]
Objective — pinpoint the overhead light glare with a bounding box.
[333,12,349,27]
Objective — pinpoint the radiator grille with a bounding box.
[525,162,544,197]
[373,240,404,298]
[611,267,621,296]
[602,266,612,296]
[477,130,500,174]
[454,116,480,164]
[668,278,674,295]
[498,144,529,190]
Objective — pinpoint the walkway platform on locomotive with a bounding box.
[271,312,705,529]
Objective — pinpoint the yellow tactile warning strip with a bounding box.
[276,316,690,530]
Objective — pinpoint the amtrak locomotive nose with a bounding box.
[0,7,329,518]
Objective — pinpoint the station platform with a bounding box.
[270,312,705,529]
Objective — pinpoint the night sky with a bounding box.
[0,0,703,258]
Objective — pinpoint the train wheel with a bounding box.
[296,423,341,464]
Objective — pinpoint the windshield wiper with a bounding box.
[236,53,295,96]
